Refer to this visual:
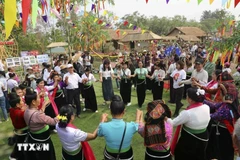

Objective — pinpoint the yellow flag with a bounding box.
[103,10,108,16]
[227,0,231,8]
[15,21,19,28]
[141,30,146,34]
[4,0,17,39]
[94,18,98,23]
[128,23,133,28]
[186,0,190,2]
[123,32,127,36]
[209,0,214,4]
[114,16,119,21]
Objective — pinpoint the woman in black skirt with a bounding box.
[131,61,150,107]
[99,59,115,105]
[24,87,58,160]
[151,62,166,100]
[119,62,132,106]
[168,87,210,160]
[81,68,98,112]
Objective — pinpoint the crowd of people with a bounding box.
[1,44,240,160]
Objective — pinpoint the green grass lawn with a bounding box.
[0,77,188,160]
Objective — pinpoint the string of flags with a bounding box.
[2,0,240,40]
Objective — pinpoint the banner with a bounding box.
[37,54,49,63]
[6,57,21,67]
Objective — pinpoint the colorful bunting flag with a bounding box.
[4,0,16,39]
[128,24,133,28]
[22,0,32,33]
[138,28,141,32]
[222,0,228,6]
[166,0,170,3]
[186,0,190,2]
[94,18,98,23]
[15,21,19,28]
[123,31,127,36]
[103,10,108,16]
[116,29,120,37]
[123,21,128,26]
[133,26,137,30]
[235,0,240,7]
[98,20,103,24]
[141,30,146,34]
[146,0,148,3]
[32,0,38,28]
[91,4,95,11]
[106,24,110,27]
[70,4,74,11]
[227,0,232,8]
[209,0,214,4]
[101,22,106,26]
[198,0,203,5]
[42,15,48,23]
[114,16,119,21]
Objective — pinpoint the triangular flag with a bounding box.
[198,0,203,5]
[116,29,120,37]
[42,15,48,23]
[133,26,137,30]
[209,0,214,4]
[141,30,146,34]
[138,27,142,32]
[146,0,148,3]
[94,18,98,23]
[91,4,95,11]
[166,0,170,3]
[22,0,32,33]
[222,0,228,6]
[227,0,232,8]
[15,21,19,28]
[186,0,190,2]
[114,16,118,21]
[123,21,128,26]
[98,20,103,24]
[235,0,240,7]
[31,0,38,28]
[123,31,127,36]
[128,23,133,28]
[103,10,108,16]
[4,0,17,39]
[101,22,106,26]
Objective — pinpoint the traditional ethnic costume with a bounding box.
[100,67,114,102]
[152,68,166,100]
[81,73,98,112]
[138,101,173,160]
[170,103,210,160]
[204,71,239,160]
[98,119,138,160]
[24,108,58,160]
[134,67,148,107]
[9,107,28,160]
[120,68,132,105]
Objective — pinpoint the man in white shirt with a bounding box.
[63,64,82,117]
[180,59,208,86]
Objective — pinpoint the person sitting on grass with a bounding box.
[137,100,173,160]
[98,95,141,160]
[9,93,27,160]
[56,104,104,160]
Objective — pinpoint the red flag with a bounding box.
[22,0,32,33]
[123,21,128,26]
[116,29,120,37]
[235,0,240,7]
[146,0,148,3]
[98,20,103,24]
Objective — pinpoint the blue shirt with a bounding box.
[98,119,138,150]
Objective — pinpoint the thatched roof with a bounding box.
[178,35,200,42]
[120,31,162,42]
[104,29,139,41]
[167,27,206,37]
[160,36,178,41]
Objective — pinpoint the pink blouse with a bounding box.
[138,121,173,151]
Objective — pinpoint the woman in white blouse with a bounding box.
[99,59,115,105]
[82,68,98,112]
[119,61,132,106]
[168,87,210,160]
[151,62,166,101]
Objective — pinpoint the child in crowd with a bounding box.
[222,62,231,74]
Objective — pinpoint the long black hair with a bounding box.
[187,87,205,103]
[103,59,111,71]
[58,105,74,128]
[25,87,38,106]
